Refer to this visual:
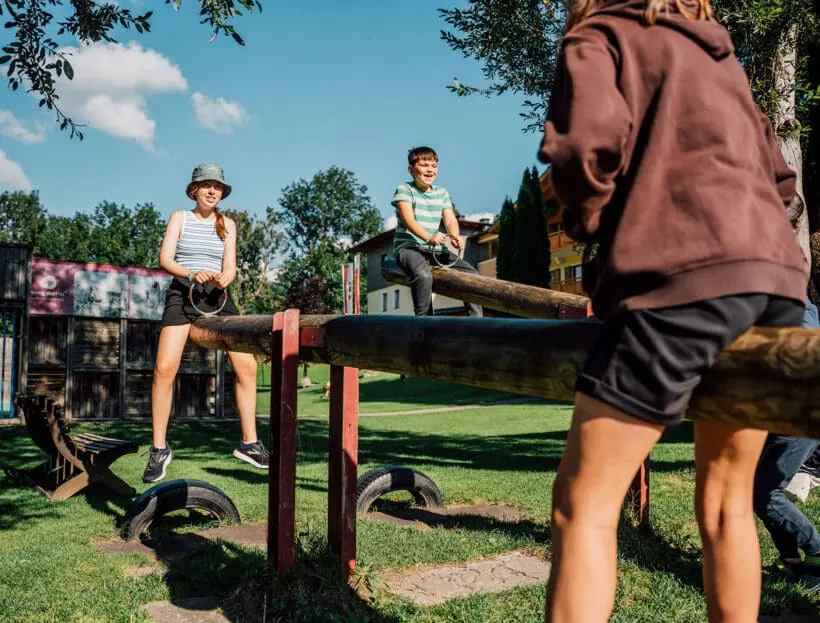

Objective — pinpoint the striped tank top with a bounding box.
[174,210,225,273]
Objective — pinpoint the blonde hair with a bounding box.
[567,0,713,30]
[187,182,227,240]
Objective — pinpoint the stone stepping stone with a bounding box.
[378,550,551,606]
[142,596,228,622]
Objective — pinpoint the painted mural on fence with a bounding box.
[30,259,171,319]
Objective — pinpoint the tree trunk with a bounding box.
[774,27,811,273]
[805,24,820,292]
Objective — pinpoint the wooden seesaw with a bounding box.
[187,268,820,582]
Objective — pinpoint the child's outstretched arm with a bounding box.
[539,27,632,243]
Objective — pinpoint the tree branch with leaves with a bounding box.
[0,0,261,138]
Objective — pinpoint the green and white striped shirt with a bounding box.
[391,182,454,255]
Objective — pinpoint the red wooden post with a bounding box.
[628,455,650,533]
[327,364,360,579]
[268,309,300,577]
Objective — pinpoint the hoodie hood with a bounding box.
[592,0,734,59]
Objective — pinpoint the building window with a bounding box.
[565,265,582,281]
[550,269,561,284]
[393,289,400,309]
[381,292,388,312]
[380,253,388,266]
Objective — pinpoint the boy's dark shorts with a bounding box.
[577,294,805,426]
[160,278,239,328]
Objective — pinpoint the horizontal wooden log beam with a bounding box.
[381,260,588,319]
[189,315,820,438]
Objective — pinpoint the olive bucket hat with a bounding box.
[185,163,232,200]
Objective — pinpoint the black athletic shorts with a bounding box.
[577,294,805,426]
[160,278,239,328]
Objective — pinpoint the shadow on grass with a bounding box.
[131,530,399,622]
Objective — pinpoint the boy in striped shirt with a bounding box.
[392,146,483,316]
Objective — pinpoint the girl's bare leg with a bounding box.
[226,350,258,443]
[694,421,768,623]
[546,393,663,623]
[151,324,191,448]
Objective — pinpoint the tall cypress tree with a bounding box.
[512,168,551,288]
[496,197,516,280]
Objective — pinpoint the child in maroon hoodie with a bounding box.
[538,1,808,621]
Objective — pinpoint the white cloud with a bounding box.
[384,215,398,230]
[0,110,46,144]
[463,212,496,223]
[191,92,248,133]
[0,150,33,191]
[55,42,187,149]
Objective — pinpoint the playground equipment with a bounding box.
[356,465,444,515]
[179,265,820,583]
[122,478,241,541]
[188,281,228,318]
[382,258,588,319]
[187,303,820,583]
[424,235,462,269]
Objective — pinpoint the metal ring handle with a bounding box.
[188,282,227,317]
[426,235,462,269]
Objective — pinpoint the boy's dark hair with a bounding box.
[408,146,438,166]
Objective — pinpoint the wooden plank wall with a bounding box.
[25,317,67,407]
[0,245,29,306]
[25,314,234,421]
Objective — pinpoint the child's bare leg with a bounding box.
[227,350,258,443]
[546,393,663,623]
[694,421,768,623]
[151,324,191,447]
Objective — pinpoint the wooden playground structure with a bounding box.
[187,265,820,582]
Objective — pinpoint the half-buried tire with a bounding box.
[122,479,241,541]
[356,465,444,515]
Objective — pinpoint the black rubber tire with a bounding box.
[356,465,444,515]
[122,479,241,541]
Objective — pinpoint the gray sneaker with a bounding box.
[233,441,270,469]
[142,445,173,483]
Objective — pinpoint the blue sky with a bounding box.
[1,1,542,233]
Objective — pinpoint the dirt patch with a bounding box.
[124,564,163,578]
[95,523,267,561]
[366,503,528,529]
[379,550,551,606]
[142,596,228,622]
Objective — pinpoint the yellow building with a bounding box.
[472,171,586,296]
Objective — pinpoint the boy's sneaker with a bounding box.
[772,556,820,580]
[142,445,172,483]
[803,554,820,578]
[233,441,270,469]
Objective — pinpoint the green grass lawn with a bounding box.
[1,367,818,621]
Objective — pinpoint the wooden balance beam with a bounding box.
[381,259,589,319]
[189,312,820,581]
[190,314,820,438]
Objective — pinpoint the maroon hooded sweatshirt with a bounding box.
[538,0,807,318]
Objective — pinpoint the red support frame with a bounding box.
[268,309,300,577]
[628,456,650,532]
[327,365,360,579]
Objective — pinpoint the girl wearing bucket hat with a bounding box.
[142,164,269,483]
